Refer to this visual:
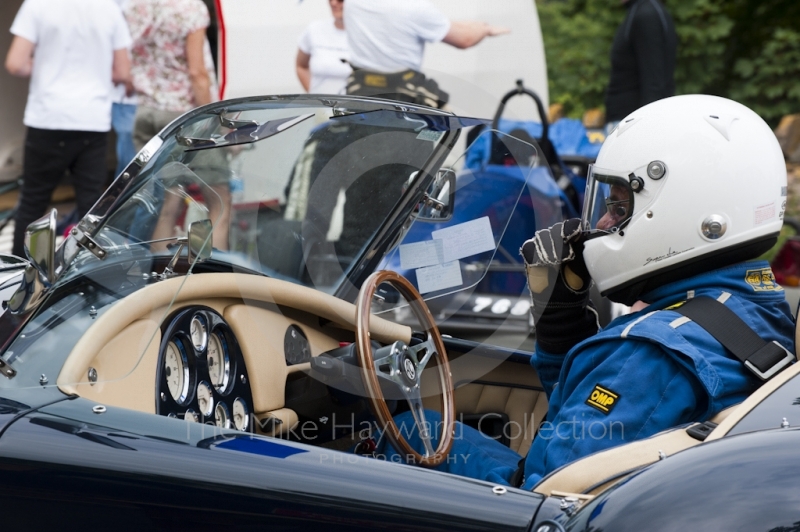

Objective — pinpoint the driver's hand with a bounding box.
[520,218,590,294]
[520,219,598,354]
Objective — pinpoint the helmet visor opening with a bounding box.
[582,166,634,235]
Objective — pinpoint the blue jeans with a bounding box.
[112,102,138,177]
[373,410,522,485]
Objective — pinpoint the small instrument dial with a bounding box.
[164,340,189,403]
[184,409,199,423]
[190,314,208,351]
[197,381,214,418]
[207,333,231,393]
[215,402,231,429]
[232,397,249,431]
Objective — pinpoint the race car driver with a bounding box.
[376,94,796,490]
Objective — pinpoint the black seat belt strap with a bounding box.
[674,296,794,381]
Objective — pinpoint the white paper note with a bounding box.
[399,239,445,269]
[416,261,463,294]
[432,216,496,263]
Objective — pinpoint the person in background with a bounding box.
[126,0,230,251]
[113,0,138,178]
[343,0,510,108]
[604,0,677,133]
[296,0,351,94]
[5,0,132,258]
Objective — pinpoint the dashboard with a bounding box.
[57,273,412,435]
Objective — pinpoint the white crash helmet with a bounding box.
[582,95,787,305]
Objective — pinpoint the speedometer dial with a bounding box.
[207,333,230,393]
[164,340,189,403]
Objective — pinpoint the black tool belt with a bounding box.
[346,68,449,109]
[674,296,794,381]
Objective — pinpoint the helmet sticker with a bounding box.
[745,268,783,292]
[754,202,777,226]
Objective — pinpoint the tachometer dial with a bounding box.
[197,381,214,418]
[232,397,249,431]
[215,402,231,429]
[190,314,208,351]
[164,340,189,403]
[207,333,230,393]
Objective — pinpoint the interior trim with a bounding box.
[58,273,411,396]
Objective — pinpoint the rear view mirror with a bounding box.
[25,208,56,282]
[8,209,57,315]
[416,168,455,222]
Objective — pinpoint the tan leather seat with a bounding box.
[533,405,738,496]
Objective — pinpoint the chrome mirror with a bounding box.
[187,219,213,264]
[416,168,455,221]
[7,209,57,315]
[24,209,57,282]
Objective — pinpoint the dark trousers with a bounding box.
[13,127,108,258]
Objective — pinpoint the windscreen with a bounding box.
[372,128,563,330]
[0,101,460,396]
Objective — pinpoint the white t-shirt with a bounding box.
[298,18,351,95]
[112,0,137,106]
[343,0,450,73]
[10,0,132,131]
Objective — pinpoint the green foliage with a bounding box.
[536,0,800,124]
[537,0,624,119]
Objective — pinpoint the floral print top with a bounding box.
[125,0,211,112]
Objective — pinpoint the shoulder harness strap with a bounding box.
[672,295,793,381]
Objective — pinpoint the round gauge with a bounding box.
[190,314,208,351]
[184,409,199,423]
[196,381,214,418]
[215,402,231,429]
[207,332,231,393]
[232,397,249,431]
[164,340,189,403]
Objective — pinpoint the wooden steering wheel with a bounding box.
[355,270,455,466]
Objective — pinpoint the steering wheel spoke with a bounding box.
[404,388,436,457]
[408,336,437,372]
[356,271,455,467]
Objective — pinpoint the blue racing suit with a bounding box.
[376,261,795,490]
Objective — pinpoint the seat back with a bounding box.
[533,405,738,496]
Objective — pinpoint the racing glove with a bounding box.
[520,218,599,355]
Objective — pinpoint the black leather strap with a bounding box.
[674,296,793,381]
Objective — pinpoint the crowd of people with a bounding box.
[4,0,219,256]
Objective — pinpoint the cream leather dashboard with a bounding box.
[58,273,412,424]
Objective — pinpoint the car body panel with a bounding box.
[560,427,800,531]
[0,392,542,531]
